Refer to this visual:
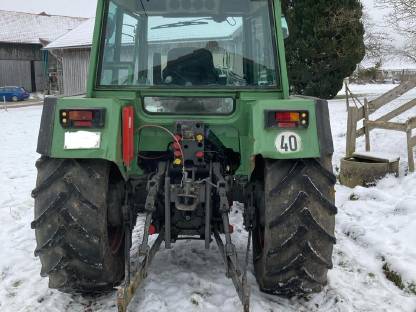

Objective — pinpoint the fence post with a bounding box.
[345,80,349,111]
[2,96,7,111]
[364,98,371,152]
[407,129,415,172]
[346,106,358,157]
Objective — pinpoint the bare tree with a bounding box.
[362,12,392,61]
[377,0,416,62]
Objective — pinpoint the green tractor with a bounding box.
[32,0,337,311]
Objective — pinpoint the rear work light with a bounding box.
[60,109,106,128]
[265,110,309,129]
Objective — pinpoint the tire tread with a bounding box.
[253,157,337,297]
[33,158,124,294]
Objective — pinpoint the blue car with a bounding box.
[0,86,30,102]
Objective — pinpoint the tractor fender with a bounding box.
[315,98,334,157]
[250,97,331,160]
[36,97,127,178]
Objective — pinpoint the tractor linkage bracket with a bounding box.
[117,230,165,312]
[213,162,251,312]
[139,162,166,256]
[117,163,167,312]
[213,229,251,312]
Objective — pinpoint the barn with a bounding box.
[45,18,95,96]
[0,10,85,93]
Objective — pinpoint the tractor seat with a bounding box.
[163,47,218,86]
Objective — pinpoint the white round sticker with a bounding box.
[275,132,302,153]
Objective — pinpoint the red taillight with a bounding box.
[265,111,309,129]
[195,151,204,158]
[68,110,93,121]
[122,106,135,168]
[275,112,300,122]
[60,109,105,128]
[275,112,300,128]
[275,112,290,122]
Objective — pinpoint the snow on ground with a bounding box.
[0,85,415,312]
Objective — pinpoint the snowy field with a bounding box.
[0,84,415,312]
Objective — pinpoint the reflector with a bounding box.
[278,122,297,128]
[149,224,157,235]
[122,106,135,168]
[73,121,93,127]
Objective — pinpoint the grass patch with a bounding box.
[408,283,416,295]
[190,297,199,306]
[12,280,22,288]
[382,263,405,290]
[349,193,360,201]
[382,262,416,295]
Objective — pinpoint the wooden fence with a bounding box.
[346,80,416,172]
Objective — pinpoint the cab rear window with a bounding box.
[143,97,234,115]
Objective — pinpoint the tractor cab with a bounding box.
[96,0,285,104]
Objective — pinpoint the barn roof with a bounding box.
[45,18,95,49]
[45,16,242,50]
[0,10,86,45]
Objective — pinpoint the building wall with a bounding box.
[0,43,47,92]
[0,60,32,90]
[62,49,91,96]
[0,43,42,61]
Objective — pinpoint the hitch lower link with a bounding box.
[116,162,252,312]
[117,163,166,312]
[213,163,251,312]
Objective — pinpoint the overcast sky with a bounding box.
[0,0,388,20]
[0,0,399,43]
[0,0,98,17]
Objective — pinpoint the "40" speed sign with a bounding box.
[275,132,302,153]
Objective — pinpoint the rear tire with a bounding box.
[12,96,18,102]
[31,157,125,293]
[252,157,337,296]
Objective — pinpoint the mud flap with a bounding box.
[37,97,57,156]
